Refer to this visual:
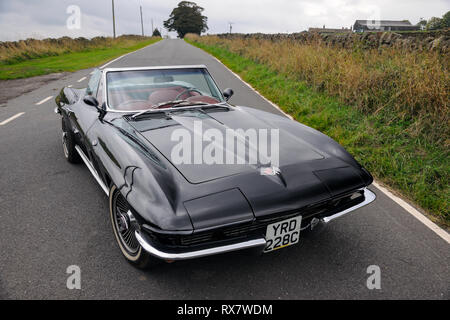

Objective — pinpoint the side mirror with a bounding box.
[98,102,107,121]
[83,95,99,107]
[84,96,107,120]
[223,88,234,101]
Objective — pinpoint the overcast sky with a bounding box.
[0,0,448,41]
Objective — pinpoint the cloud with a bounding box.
[0,0,448,40]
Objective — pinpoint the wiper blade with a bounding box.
[172,101,209,108]
[132,100,209,119]
[131,100,186,118]
[155,99,189,108]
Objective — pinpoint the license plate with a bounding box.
[264,216,302,253]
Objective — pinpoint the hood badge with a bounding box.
[260,166,281,176]
[260,166,286,187]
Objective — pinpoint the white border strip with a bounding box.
[206,47,450,243]
[0,112,25,126]
[210,56,293,120]
[373,182,449,243]
[77,77,87,83]
[35,96,53,105]
[99,53,133,69]
[99,40,161,69]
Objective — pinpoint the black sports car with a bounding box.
[55,65,375,268]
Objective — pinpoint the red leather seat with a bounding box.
[147,89,180,105]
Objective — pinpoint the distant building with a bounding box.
[308,27,351,33]
[353,20,420,32]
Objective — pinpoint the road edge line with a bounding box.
[211,56,293,120]
[206,52,449,243]
[99,39,162,69]
[373,182,449,243]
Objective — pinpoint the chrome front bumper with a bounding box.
[322,188,376,223]
[136,188,376,261]
[135,233,266,261]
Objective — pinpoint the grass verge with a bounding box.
[0,37,161,80]
[186,38,449,228]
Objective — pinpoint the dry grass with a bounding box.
[187,34,449,144]
[0,35,153,64]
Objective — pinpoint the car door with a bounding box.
[84,73,111,180]
[68,69,102,155]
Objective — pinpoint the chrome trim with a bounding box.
[321,188,376,223]
[74,145,109,195]
[135,232,266,261]
[103,65,207,73]
[126,210,140,231]
[131,102,229,118]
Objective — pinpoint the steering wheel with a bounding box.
[175,88,203,100]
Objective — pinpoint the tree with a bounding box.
[442,11,450,28]
[163,1,208,38]
[417,19,427,30]
[426,17,443,30]
[152,28,162,37]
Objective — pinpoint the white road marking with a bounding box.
[77,77,87,82]
[67,85,73,88]
[99,41,158,69]
[373,182,449,243]
[207,49,450,243]
[0,112,25,126]
[99,52,133,69]
[211,56,293,120]
[35,95,53,105]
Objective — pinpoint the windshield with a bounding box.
[106,68,224,111]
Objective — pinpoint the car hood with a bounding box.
[122,106,372,227]
[127,107,326,184]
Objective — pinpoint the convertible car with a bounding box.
[55,65,375,269]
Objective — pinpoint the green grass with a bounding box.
[0,38,161,80]
[186,39,449,227]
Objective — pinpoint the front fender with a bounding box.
[87,118,194,232]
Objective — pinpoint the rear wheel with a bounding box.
[61,118,81,163]
[109,185,159,269]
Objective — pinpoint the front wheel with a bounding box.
[109,185,159,269]
[61,118,81,164]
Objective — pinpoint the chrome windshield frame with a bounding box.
[101,65,226,113]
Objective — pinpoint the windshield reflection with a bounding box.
[106,68,224,111]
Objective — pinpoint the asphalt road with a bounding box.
[0,39,448,300]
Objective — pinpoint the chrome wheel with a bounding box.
[109,184,159,268]
[112,191,140,255]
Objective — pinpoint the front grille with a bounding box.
[149,190,365,248]
[180,232,215,246]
